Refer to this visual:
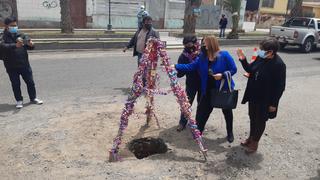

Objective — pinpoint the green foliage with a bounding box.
[223,0,241,13]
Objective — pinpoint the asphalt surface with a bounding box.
[1,45,320,136]
[1,46,319,103]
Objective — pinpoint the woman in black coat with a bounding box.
[237,38,286,153]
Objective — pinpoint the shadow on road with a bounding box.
[224,146,263,170]
[204,146,263,179]
[147,126,224,162]
[123,124,265,177]
[158,126,208,152]
[0,103,32,117]
[151,126,264,177]
[310,169,320,180]
[0,104,16,113]
[113,87,131,95]
[280,46,320,54]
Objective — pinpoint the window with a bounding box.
[288,0,296,10]
[262,0,275,8]
[308,20,315,29]
[290,18,311,27]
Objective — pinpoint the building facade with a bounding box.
[302,1,320,18]
[0,0,87,28]
[0,0,232,29]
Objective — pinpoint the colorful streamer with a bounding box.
[109,38,207,162]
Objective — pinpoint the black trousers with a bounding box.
[6,67,36,101]
[196,90,233,134]
[179,85,200,127]
[248,102,269,141]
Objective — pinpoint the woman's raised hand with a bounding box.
[236,49,246,61]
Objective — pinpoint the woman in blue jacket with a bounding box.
[174,36,237,143]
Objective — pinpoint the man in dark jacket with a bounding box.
[123,16,160,66]
[1,17,43,109]
[176,35,201,131]
[219,14,228,38]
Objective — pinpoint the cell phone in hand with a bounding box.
[208,69,214,76]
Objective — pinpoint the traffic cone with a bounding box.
[244,47,258,78]
[250,47,258,63]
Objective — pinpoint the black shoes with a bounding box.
[176,124,185,132]
[227,132,234,143]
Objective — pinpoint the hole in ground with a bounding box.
[128,137,168,159]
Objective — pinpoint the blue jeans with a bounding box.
[7,67,37,101]
[219,28,226,38]
[179,86,201,127]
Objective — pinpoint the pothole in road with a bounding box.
[128,137,168,159]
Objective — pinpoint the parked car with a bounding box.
[270,17,320,53]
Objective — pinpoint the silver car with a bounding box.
[270,17,320,53]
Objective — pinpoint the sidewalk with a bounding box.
[7,28,270,51]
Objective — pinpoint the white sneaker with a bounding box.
[16,101,23,109]
[31,98,43,105]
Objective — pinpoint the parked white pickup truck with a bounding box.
[270,17,320,53]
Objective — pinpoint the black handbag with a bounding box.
[209,71,238,109]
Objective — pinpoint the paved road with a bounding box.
[1,46,319,103]
[0,46,320,179]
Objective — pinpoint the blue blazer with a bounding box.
[175,50,237,96]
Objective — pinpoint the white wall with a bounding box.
[91,0,145,28]
[17,0,60,22]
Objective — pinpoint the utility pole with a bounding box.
[219,0,224,18]
[164,0,168,29]
[285,0,290,21]
[107,0,112,30]
[254,0,263,31]
[239,0,247,31]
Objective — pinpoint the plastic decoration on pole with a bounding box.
[244,47,258,78]
[109,38,208,162]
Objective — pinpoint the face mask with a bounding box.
[145,24,152,30]
[201,46,207,56]
[257,50,267,59]
[9,26,18,34]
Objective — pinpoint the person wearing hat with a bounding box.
[1,17,43,109]
[176,35,201,132]
[137,5,149,29]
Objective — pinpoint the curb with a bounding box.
[32,39,263,51]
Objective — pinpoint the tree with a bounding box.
[183,0,202,36]
[289,0,303,18]
[223,0,241,39]
[60,0,73,33]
